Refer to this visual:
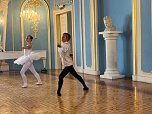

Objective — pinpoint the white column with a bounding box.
[99,31,124,79]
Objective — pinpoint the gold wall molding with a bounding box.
[21,0,51,69]
[90,0,99,73]
[53,0,99,75]
[80,0,99,75]
[21,0,41,38]
[0,0,10,51]
[53,5,75,69]
[72,0,83,72]
[133,0,137,76]
[132,0,152,83]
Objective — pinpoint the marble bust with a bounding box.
[103,16,116,31]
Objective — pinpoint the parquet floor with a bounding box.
[0,70,152,114]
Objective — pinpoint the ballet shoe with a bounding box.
[22,84,28,88]
[36,82,43,85]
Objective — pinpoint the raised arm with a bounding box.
[22,44,32,50]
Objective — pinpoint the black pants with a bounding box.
[57,65,87,93]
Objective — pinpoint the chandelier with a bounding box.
[20,9,40,21]
[20,0,41,38]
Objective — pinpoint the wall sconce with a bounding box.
[20,0,41,38]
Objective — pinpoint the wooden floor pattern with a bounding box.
[0,70,152,114]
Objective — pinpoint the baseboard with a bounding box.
[74,66,100,75]
[132,75,152,83]
[100,74,124,79]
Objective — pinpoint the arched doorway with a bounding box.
[20,0,51,69]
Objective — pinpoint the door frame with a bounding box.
[53,5,75,69]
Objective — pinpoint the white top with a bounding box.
[24,49,32,56]
[58,42,73,67]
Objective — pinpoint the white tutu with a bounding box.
[14,49,41,65]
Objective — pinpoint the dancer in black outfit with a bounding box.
[57,33,89,96]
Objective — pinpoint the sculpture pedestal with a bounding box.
[99,31,124,79]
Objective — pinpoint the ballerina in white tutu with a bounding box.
[14,35,42,88]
